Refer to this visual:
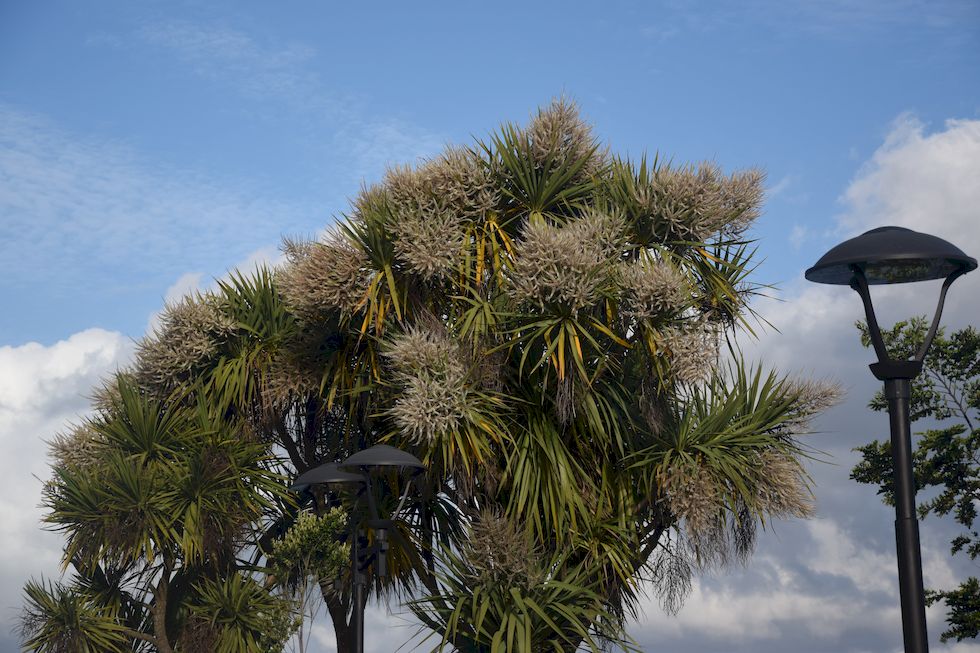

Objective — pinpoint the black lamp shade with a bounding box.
[340,444,425,473]
[805,226,976,285]
[289,462,367,492]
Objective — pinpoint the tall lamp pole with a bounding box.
[805,226,976,653]
[291,445,425,653]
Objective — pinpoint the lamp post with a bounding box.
[290,445,425,653]
[805,226,976,653]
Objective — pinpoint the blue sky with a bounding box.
[2,1,980,651]
[3,0,977,345]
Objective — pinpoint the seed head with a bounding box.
[526,98,605,176]
[718,168,765,236]
[754,449,815,519]
[782,378,844,433]
[464,511,545,590]
[135,295,236,395]
[629,162,765,242]
[384,150,497,280]
[509,211,622,312]
[663,322,720,385]
[662,460,722,538]
[385,327,471,444]
[619,260,690,319]
[279,233,369,318]
[49,422,104,472]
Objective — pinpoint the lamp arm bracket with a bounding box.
[362,473,381,521]
[850,265,968,379]
[849,265,890,363]
[391,479,413,521]
[915,267,966,362]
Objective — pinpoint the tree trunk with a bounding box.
[324,589,356,653]
[152,570,175,653]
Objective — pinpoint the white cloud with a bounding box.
[829,114,980,334]
[789,224,810,250]
[838,115,980,263]
[741,282,864,379]
[749,115,980,376]
[308,604,425,653]
[635,548,901,645]
[164,272,204,305]
[0,329,130,418]
[767,174,795,200]
[631,516,968,650]
[144,244,290,337]
[233,244,285,274]
[337,118,446,182]
[145,272,204,336]
[807,518,895,594]
[0,329,132,636]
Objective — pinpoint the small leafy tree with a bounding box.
[852,317,980,642]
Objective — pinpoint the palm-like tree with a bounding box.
[21,378,299,652]
[24,100,837,652]
[275,100,836,651]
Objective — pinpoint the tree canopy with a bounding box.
[24,100,837,652]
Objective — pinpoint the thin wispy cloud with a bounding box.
[767,174,795,200]
[336,117,447,181]
[126,20,445,180]
[0,104,314,294]
[640,0,978,43]
[772,0,979,38]
[137,21,328,109]
[789,224,809,249]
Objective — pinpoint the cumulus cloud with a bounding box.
[0,329,132,643]
[749,115,980,377]
[837,114,980,325]
[633,516,964,652]
[839,115,980,245]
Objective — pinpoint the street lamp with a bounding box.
[290,445,425,653]
[805,226,977,653]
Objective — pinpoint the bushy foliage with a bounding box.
[271,509,350,590]
[411,513,637,653]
